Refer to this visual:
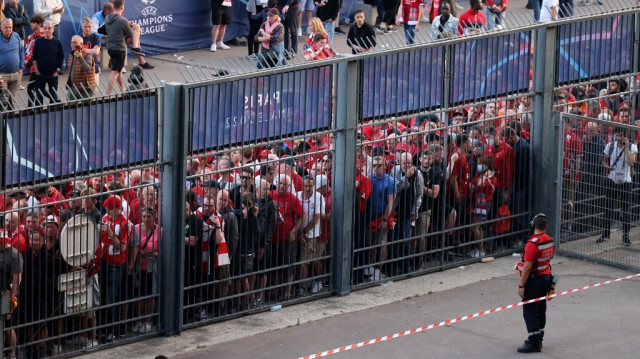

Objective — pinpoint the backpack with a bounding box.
[492,203,511,235]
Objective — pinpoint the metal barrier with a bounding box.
[557,112,640,271]
[1,5,640,358]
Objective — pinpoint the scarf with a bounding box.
[262,20,279,50]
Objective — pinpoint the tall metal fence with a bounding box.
[1,6,639,358]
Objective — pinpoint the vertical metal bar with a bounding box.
[331,60,358,296]
[531,26,560,240]
[159,83,188,335]
[632,13,640,119]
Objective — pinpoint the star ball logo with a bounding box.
[141,0,156,4]
[141,6,158,17]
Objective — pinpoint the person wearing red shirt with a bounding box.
[484,0,508,31]
[516,213,555,353]
[447,133,472,227]
[303,33,335,61]
[483,126,515,195]
[5,212,28,254]
[93,195,130,342]
[470,155,497,258]
[270,174,304,300]
[402,0,423,44]
[24,15,45,104]
[457,0,486,35]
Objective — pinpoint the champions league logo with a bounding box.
[141,6,158,17]
[141,0,156,4]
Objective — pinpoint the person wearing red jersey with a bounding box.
[93,195,130,342]
[5,212,27,254]
[516,213,555,353]
[402,0,423,44]
[484,0,507,31]
[483,126,515,224]
[457,0,486,35]
[303,33,335,60]
[470,155,496,258]
[447,133,472,229]
[270,174,304,300]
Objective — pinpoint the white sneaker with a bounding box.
[297,27,302,37]
[372,269,381,281]
[83,339,99,350]
[52,344,63,355]
[199,308,208,320]
[363,266,373,276]
[131,321,140,333]
[138,322,152,334]
[217,41,230,50]
[456,3,464,10]
[121,67,126,73]
[311,281,323,293]
[210,43,217,52]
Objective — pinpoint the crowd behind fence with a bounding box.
[0,9,640,359]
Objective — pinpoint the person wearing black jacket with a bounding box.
[184,201,205,323]
[234,193,261,311]
[314,0,340,44]
[253,178,276,308]
[281,0,301,57]
[347,9,376,54]
[3,0,30,39]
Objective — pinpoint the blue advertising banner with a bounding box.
[450,32,531,103]
[360,48,444,120]
[556,15,633,84]
[4,96,157,186]
[189,66,332,153]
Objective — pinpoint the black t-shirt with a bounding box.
[420,164,444,213]
[185,214,204,270]
[0,247,22,291]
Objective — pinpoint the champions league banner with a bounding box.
[4,96,158,186]
[188,66,333,153]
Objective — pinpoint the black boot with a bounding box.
[517,340,542,353]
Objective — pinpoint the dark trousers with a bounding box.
[29,74,60,105]
[283,6,300,54]
[602,180,633,238]
[382,0,400,26]
[522,274,552,345]
[247,8,265,55]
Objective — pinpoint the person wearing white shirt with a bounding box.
[539,0,558,22]
[295,176,325,297]
[597,128,637,246]
[33,0,64,39]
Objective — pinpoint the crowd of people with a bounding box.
[0,70,639,357]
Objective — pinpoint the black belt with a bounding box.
[529,273,551,279]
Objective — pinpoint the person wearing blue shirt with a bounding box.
[0,18,25,96]
[91,2,114,39]
[364,155,396,281]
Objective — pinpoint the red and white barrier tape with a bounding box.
[297,273,640,359]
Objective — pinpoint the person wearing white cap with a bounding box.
[0,228,22,359]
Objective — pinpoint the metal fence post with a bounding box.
[331,59,359,296]
[531,26,560,239]
[159,82,188,335]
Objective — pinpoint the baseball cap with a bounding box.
[69,189,82,198]
[102,195,122,210]
[44,215,60,227]
[372,146,388,157]
[314,175,329,190]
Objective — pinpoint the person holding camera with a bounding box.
[67,35,96,99]
[598,128,637,246]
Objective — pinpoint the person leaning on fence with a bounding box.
[346,10,376,54]
[67,35,96,100]
[253,178,276,308]
[0,229,22,359]
[430,2,459,40]
[303,33,335,61]
[597,127,637,246]
[132,207,160,334]
[457,0,486,35]
[255,8,285,68]
[305,17,327,51]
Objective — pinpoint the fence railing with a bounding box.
[1,7,639,358]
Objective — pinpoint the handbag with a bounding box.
[216,239,231,267]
